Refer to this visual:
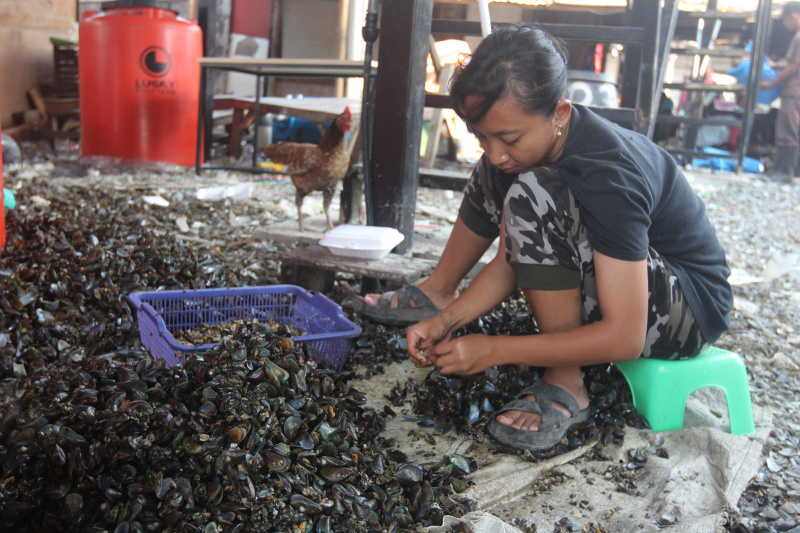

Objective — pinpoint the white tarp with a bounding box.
[359,361,771,533]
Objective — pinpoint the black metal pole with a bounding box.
[648,0,680,140]
[370,0,433,254]
[738,0,772,172]
[196,65,206,174]
[253,75,263,168]
[197,0,217,164]
[361,0,380,226]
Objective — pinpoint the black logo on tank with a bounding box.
[140,46,172,78]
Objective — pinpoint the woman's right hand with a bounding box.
[406,315,453,368]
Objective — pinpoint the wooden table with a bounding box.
[280,244,437,293]
[196,58,374,173]
[199,57,370,77]
[211,96,361,160]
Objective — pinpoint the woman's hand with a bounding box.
[406,315,454,368]
[430,334,495,376]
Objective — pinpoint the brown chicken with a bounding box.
[263,107,353,232]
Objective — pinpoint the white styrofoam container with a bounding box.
[319,224,404,259]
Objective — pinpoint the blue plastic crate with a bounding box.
[128,285,360,371]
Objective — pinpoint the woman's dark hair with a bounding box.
[449,24,568,126]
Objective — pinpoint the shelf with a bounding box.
[656,115,743,127]
[678,10,756,21]
[424,94,642,131]
[663,82,746,92]
[665,148,739,161]
[417,167,470,191]
[669,47,749,58]
[197,58,375,78]
[429,20,646,45]
[653,0,772,173]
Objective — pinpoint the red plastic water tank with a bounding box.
[79,0,202,166]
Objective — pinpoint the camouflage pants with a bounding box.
[501,168,708,360]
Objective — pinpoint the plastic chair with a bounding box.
[615,345,755,434]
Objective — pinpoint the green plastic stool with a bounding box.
[615,345,755,435]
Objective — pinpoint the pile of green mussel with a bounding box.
[0,175,647,532]
[0,323,473,532]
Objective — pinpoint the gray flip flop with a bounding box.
[361,285,441,327]
[487,380,591,452]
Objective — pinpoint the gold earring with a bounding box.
[557,125,562,137]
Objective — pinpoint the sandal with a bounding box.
[487,380,591,452]
[361,285,441,327]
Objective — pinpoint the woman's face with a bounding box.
[465,95,571,173]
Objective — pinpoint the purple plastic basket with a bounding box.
[128,285,360,371]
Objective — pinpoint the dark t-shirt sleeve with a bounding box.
[459,197,500,239]
[565,161,654,262]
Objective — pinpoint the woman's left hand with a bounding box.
[431,334,494,375]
